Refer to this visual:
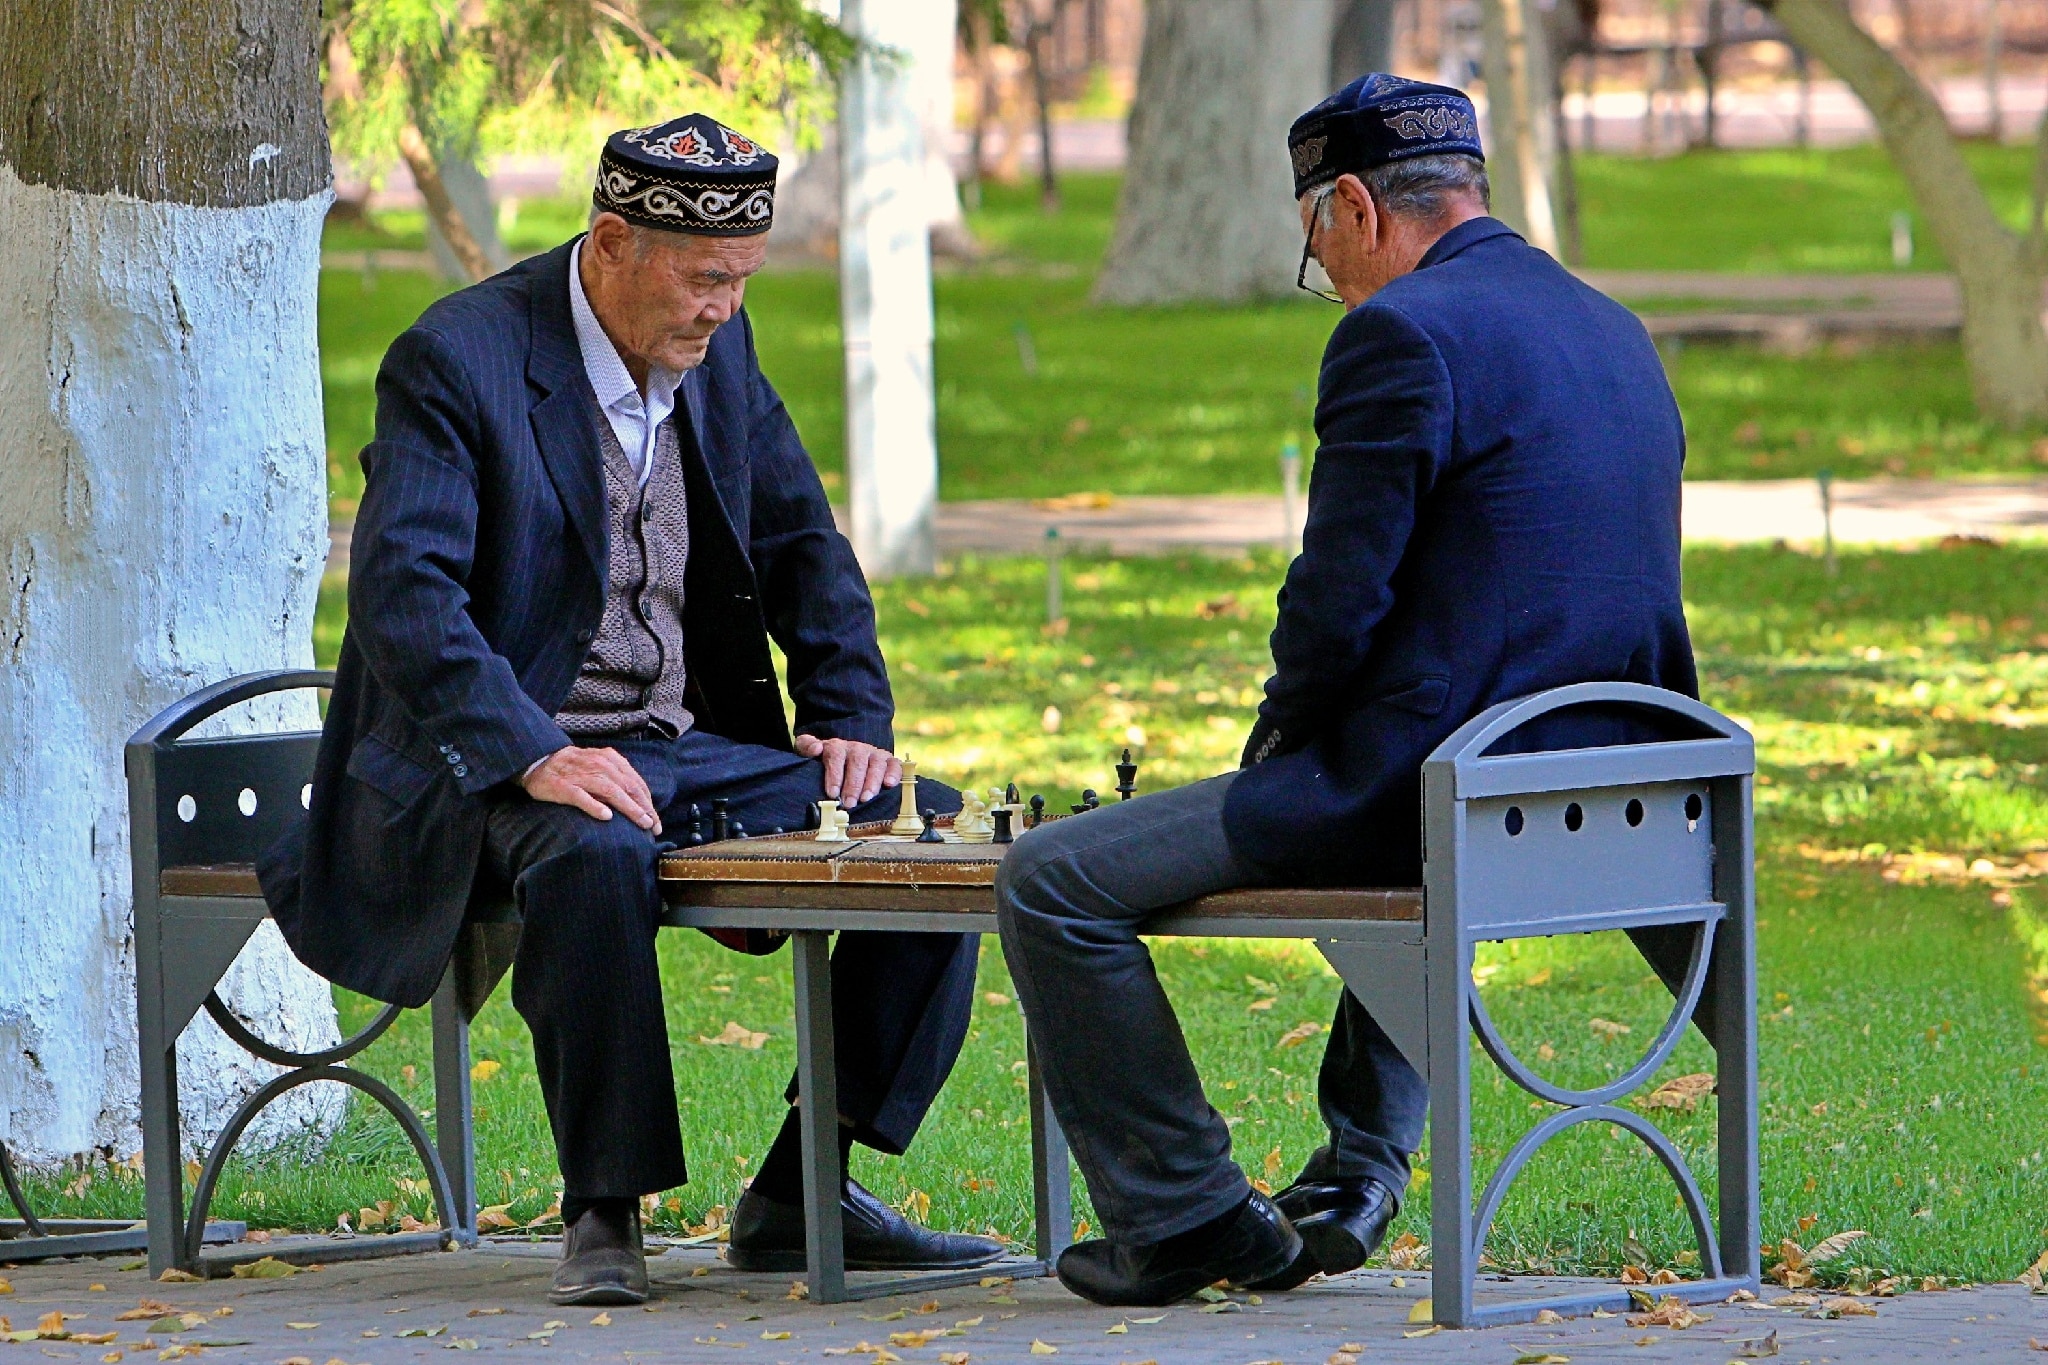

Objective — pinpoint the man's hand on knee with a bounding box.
[793,735,901,806]
[521,746,662,833]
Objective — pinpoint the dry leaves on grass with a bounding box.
[1385,1231,1429,1270]
[475,1203,518,1231]
[699,1021,770,1049]
[1641,1073,1716,1113]
[2018,1248,2048,1293]
[1625,1295,1708,1329]
[1276,1021,1325,1049]
[1588,1017,1632,1041]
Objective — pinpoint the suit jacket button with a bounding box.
[453,764,469,779]
[576,629,593,644]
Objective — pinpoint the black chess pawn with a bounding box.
[683,803,706,846]
[991,807,1014,844]
[1027,794,1046,828]
[709,798,731,843]
[1115,748,1138,802]
[730,820,748,840]
[916,808,945,844]
[767,826,784,837]
[1072,789,1100,814]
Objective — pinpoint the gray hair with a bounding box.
[1316,152,1491,226]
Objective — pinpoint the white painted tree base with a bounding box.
[0,165,342,1167]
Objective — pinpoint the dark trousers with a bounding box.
[483,728,972,1200]
[994,772,1426,1244]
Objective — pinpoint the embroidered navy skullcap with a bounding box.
[594,113,778,235]
[1287,74,1484,200]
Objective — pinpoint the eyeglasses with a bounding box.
[1297,188,1344,304]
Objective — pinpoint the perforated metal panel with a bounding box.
[1458,779,1714,932]
[151,733,320,869]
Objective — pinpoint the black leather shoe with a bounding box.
[551,1204,649,1306]
[1245,1175,1398,1289]
[1054,1190,1301,1307]
[725,1179,1008,1272]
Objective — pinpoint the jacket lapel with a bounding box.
[527,240,607,579]
[678,356,748,555]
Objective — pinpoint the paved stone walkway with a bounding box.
[324,479,2048,579]
[3,1243,2041,1363]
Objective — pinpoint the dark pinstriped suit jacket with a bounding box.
[259,239,892,1007]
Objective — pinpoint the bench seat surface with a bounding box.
[163,837,1424,923]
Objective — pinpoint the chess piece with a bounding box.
[1027,794,1046,828]
[891,754,924,835]
[815,799,851,842]
[1004,782,1021,808]
[730,820,748,840]
[991,808,1014,844]
[1116,748,1138,802]
[955,791,993,843]
[916,808,945,844]
[710,798,731,843]
[683,803,706,847]
[1072,789,1100,815]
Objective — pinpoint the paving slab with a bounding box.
[3,1242,2041,1364]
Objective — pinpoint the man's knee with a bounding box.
[994,817,1097,932]
[512,807,658,917]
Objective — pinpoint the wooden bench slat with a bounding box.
[160,863,1424,924]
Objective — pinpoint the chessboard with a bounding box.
[658,817,1020,889]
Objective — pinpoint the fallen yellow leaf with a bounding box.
[762,1330,792,1340]
[469,1059,502,1082]
[1406,1298,1433,1323]
[698,1021,770,1049]
[1277,1021,1325,1049]
[590,1312,612,1326]
[1029,1341,1059,1355]
[1642,1073,1716,1113]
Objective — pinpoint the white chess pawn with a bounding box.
[815,799,850,842]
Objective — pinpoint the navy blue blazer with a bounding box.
[1226,218,1698,886]
[260,239,891,1006]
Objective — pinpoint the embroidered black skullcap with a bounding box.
[593,113,778,235]
[1287,74,1484,200]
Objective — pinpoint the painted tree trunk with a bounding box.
[0,0,342,1166]
[1479,0,1560,255]
[1097,0,1342,305]
[1760,0,2048,425]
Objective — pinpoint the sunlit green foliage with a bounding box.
[325,0,851,188]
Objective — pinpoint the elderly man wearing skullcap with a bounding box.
[260,115,1000,1304]
[996,76,1697,1306]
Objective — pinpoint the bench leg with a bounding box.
[1025,1027,1070,1265]
[1426,932,1476,1328]
[791,929,848,1303]
[1713,776,1761,1288]
[432,970,479,1246]
[135,889,186,1278]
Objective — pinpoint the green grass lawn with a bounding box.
[37,541,2048,1286]
[317,147,2046,513]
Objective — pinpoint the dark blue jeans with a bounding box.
[995,771,1425,1244]
[484,727,970,1201]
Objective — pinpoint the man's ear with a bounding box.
[586,211,634,267]
[1332,173,1379,252]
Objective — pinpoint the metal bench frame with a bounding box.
[126,672,1757,1326]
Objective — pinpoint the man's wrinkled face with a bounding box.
[584,214,768,373]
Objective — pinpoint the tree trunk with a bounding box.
[0,0,342,1164]
[1098,0,1342,305]
[422,144,511,284]
[397,123,496,284]
[1759,0,2048,425]
[1479,0,1560,255]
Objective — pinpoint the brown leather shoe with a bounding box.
[550,1204,649,1306]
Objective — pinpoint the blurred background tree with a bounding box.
[322,0,855,282]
